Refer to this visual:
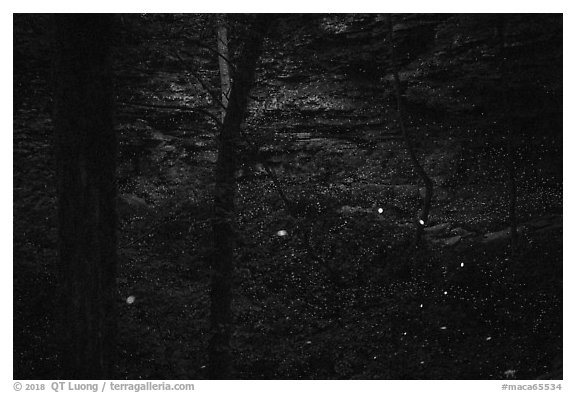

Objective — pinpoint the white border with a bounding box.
[4,4,572,392]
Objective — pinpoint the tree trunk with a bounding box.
[208,15,271,379]
[387,15,433,246]
[217,14,231,120]
[52,14,117,379]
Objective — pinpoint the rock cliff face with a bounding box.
[108,13,562,228]
[241,14,562,222]
[255,14,561,132]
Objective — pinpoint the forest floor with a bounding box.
[14,105,562,380]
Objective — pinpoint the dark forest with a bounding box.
[13,13,562,380]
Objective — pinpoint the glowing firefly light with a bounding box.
[126,296,135,304]
[277,230,288,237]
[461,262,464,267]
[419,219,425,225]
[378,208,384,214]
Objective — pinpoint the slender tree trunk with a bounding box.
[52,14,117,379]
[216,16,294,216]
[217,14,231,121]
[386,15,433,245]
[209,15,271,379]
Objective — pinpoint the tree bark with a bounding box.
[217,14,231,120]
[208,15,271,379]
[386,15,433,246]
[52,14,117,379]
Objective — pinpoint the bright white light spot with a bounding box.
[440,326,447,330]
[461,262,464,267]
[420,304,423,308]
[443,291,448,295]
[486,336,492,341]
[419,219,425,225]
[378,207,384,214]
[126,296,135,304]
[277,230,288,237]
[373,356,377,359]
[306,341,312,344]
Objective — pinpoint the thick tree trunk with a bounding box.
[387,15,433,246]
[208,15,271,379]
[52,14,117,379]
[217,14,231,120]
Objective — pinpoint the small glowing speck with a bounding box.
[486,336,492,341]
[306,340,312,344]
[126,296,135,304]
[440,326,447,330]
[419,219,425,225]
[420,304,423,308]
[461,262,464,267]
[378,208,384,214]
[277,230,288,237]
[443,291,448,295]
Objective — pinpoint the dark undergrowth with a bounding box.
[14,144,562,378]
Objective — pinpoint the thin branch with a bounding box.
[181,36,237,72]
[238,129,295,215]
[237,129,343,287]
[181,39,261,104]
[117,100,222,126]
[387,14,433,246]
[172,49,226,110]
[248,94,265,103]
[164,49,227,111]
